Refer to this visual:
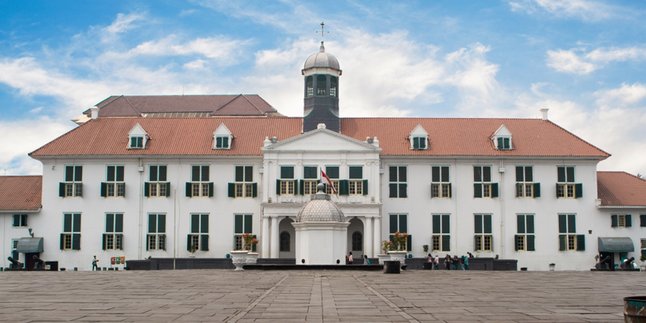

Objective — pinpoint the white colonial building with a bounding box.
[1,42,645,271]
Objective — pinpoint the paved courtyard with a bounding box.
[0,269,643,322]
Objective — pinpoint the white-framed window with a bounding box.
[474,166,498,198]
[515,214,535,251]
[277,166,296,195]
[187,165,212,197]
[147,213,166,251]
[348,166,364,195]
[389,214,411,251]
[101,165,125,197]
[59,165,83,197]
[188,214,209,252]
[230,166,256,198]
[145,165,170,197]
[324,166,339,194]
[303,166,319,195]
[432,214,450,252]
[611,214,632,228]
[558,213,585,251]
[129,136,144,149]
[60,213,81,250]
[474,214,493,251]
[213,123,233,149]
[234,214,254,251]
[556,166,582,198]
[215,136,230,149]
[103,213,123,250]
[389,166,407,198]
[128,123,148,149]
[12,214,28,227]
[412,136,427,150]
[409,124,429,150]
[515,166,540,198]
[492,125,512,150]
[431,166,451,198]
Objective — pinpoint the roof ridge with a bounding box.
[122,96,142,116]
[239,94,266,115]
[213,94,242,113]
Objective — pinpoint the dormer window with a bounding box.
[128,123,148,149]
[492,125,512,151]
[409,124,429,150]
[213,123,233,150]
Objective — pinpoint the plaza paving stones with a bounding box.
[0,269,643,322]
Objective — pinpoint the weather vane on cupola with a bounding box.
[317,22,329,51]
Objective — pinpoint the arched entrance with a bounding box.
[347,217,364,259]
[279,217,295,258]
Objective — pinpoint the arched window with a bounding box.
[330,76,337,97]
[352,231,363,251]
[316,75,326,95]
[305,76,313,97]
[280,231,290,252]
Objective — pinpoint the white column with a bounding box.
[270,216,281,258]
[261,216,270,258]
[364,217,373,257]
[373,216,381,255]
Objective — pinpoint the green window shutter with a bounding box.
[497,137,503,149]
[228,183,235,197]
[576,235,585,251]
[339,180,349,195]
[251,183,258,197]
[63,214,72,232]
[100,182,107,197]
[611,214,617,227]
[626,214,632,227]
[200,235,209,251]
[484,215,492,233]
[527,235,535,251]
[208,182,214,197]
[293,180,299,194]
[102,234,107,250]
[474,183,482,198]
[441,235,450,251]
[567,214,576,233]
[72,233,81,250]
[527,215,535,233]
[389,214,397,233]
[159,215,166,233]
[121,184,126,197]
[59,183,65,197]
[59,234,65,250]
[641,214,646,227]
[389,184,397,198]
[12,214,19,227]
[148,214,156,233]
[575,183,583,198]
[200,214,208,233]
[276,180,281,195]
[515,183,522,197]
[144,182,150,197]
[491,183,499,198]
[515,166,523,182]
[165,182,171,197]
[474,215,482,233]
[406,235,412,251]
[117,234,123,250]
[191,214,199,233]
[558,235,566,251]
[187,235,192,251]
[447,183,452,198]
[186,182,192,197]
[244,214,253,233]
[555,183,560,198]
[400,184,407,198]
[106,214,114,232]
[533,183,540,197]
[299,179,304,195]
[514,235,520,251]
[115,214,123,232]
[235,215,243,234]
[432,215,440,233]
[363,179,368,195]
[517,215,525,233]
[73,214,81,233]
[557,167,565,182]
[442,215,450,233]
[558,214,566,233]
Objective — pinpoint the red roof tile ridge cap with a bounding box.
[29,120,92,157]
[342,116,544,121]
[543,119,611,158]
[0,175,42,179]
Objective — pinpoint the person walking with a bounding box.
[347,252,353,264]
[92,255,99,271]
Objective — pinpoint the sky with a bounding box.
[0,0,645,176]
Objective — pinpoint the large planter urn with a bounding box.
[230,250,249,271]
[388,250,407,265]
[246,252,259,264]
[377,254,390,265]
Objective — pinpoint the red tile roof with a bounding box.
[597,171,646,207]
[92,95,280,117]
[30,117,610,159]
[0,176,42,212]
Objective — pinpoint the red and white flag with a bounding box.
[321,170,337,194]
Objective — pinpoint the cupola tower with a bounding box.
[302,35,342,132]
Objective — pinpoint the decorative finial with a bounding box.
[318,22,329,52]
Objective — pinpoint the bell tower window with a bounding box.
[330,76,337,97]
[316,75,327,95]
[305,76,313,97]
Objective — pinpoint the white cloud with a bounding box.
[595,83,646,106]
[546,49,597,75]
[546,46,646,75]
[105,12,145,35]
[508,0,615,21]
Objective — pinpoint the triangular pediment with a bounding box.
[264,128,380,152]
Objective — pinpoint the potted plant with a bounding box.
[387,232,409,264]
[244,234,259,264]
[377,241,392,264]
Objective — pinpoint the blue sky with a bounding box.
[1,0,645,175]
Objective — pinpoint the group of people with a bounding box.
[427,252,473,270]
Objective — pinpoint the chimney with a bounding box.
[90,107,99,119]
[540,108,549,120]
